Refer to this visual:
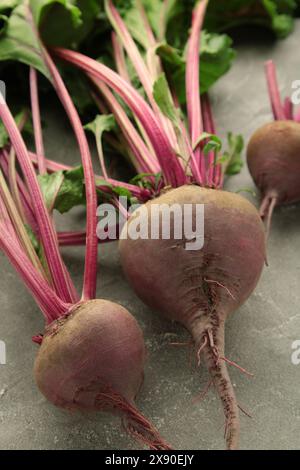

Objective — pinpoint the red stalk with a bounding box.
[1,150,38,233]
[110,34,157,162]
[90,76,160,174]
[283,97,294,120]
[265,61,286,121]
[29,67,46,174]
[58,231,116,246]
[0,99,77,304]
[52,47,187,187]
[105,0,178,150]
[111,32,130,83]
[186,0,208,182]
[41,48,98,301]
[0,223,69,323]
[202,94,222,188]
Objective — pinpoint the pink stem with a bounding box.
[201,94,222,188]
[106,0,178,150]
[111,32,130,82]
[0,99,77,304]
[283,97,294,120]
[58,231,117,246]
[0,222,69,323]
[90,76,159,174]
[52,47,187,187]
[265,61,286,121]
[29,151,152,201]
[29,67,46,174]
[41,48,98,301]
[186,0,208,183]
[1,150,38,232]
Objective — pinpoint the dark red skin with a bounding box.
[247,121,300,206]
[34,299,170,450]
[119,186,266,449]
[120,186,265,329]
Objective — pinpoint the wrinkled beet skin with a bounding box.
[119,186,265,331]
[34,299,145,411]
[247,121,300,205]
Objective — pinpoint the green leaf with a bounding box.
[36,0,101,47]
[156,31,235,104]
[84,114,116,138]
[25,223,40,252]
[38,165,86,214]
[0,109,33,149]
[38,170,64,211]
[263,0,295,38]
[205,0,296,39]
[0,3,50,77]
[111,185,132,198]
[0,1,101,77]
[153,73,178,124]
[55,165,86,213]
[200,31,236,94]
[223,132,244,176]
[193,132,222,154]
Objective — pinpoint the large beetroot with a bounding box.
[120,186,265,450]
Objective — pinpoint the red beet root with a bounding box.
[247,61,300,236]
[247,120,300,230]
[34,299,170,449]
[119,186,266,450]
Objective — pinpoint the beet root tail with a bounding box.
[122,406,172,450]
[259,194,277,242]
[95,389,172,450]
[200,322,240,450]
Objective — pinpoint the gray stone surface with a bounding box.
[1,24,300,451]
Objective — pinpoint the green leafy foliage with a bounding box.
[0,0,101,77]
[219,132,244,176]
[193,132,223,154]
[0,109,33,148]
[130,172,163,191]
[38,165,86,213]
[153,73,178,124]
[84,114,117,138]
[205,0,297,39]
[156,31,235,103]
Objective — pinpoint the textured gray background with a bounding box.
[0,23,300,450]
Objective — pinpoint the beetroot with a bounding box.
[247,61,300,235]
[34,299,169,448]
[119,186,265,450]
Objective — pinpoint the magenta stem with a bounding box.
[283,97,294,120]
[41,48,98,301]
[52,47,186,187]
[58,231,117,246]
[0,223,69,323]
[201,94,222,188]
[29,67,46,174]
[111,32,130,83]
[1,150,38,232]
[265,61,286,121]
[0,100,77,304]
[186,0,208,183]
[106,0,178,150]
[91,77,159,174]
